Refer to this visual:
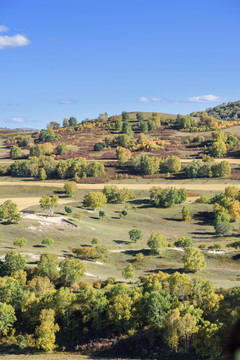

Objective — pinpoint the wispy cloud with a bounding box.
[57,99,76,104]
[184,94,223,103]
[0,25,9,33]
[139,97,165,103]
[10,117,25,123]
[139,94,224,104]
[139,97,149,103]
[0,34,30,50]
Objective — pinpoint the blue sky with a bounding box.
[1,0,240,129]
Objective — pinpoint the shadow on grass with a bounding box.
[32,245,45,248]
[192,231,215,236]
[232,254,240,261]
[124,249,152,256]
[90,216,100,220]
[130,198,153,209]
[163,217,182,222]
[113,240,130,245]
[193,211,213,225]
[146,267,184,275]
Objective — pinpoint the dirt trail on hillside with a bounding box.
[0,181,238,192]
[0,196,73,210]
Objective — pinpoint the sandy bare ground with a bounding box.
[0,196,73,210]
[23,213,77,227]
[0,180,238,192]
[180,158,240,164]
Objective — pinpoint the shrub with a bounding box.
[150,187,187,208]
[214,222,232,236]
[174,237,193,248]
[64,206,73,214]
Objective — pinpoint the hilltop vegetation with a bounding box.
[191,100,240,121]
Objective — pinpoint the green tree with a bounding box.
[150,187,187,208]
[140,121,148,133]
[63,181,77,197]
[122,111,129,122]
[183,247,206,273]
[39,195,59,213]
[211,141,227,158]
[69,117,77,127]
[147,232,168,254]
[59,257,86,286]
[163,308,181,352]
[10,146,22,159]
[41,238,55,247]
[63,118,69,127]
[114,118,123,131]
[182,205,191,221]
[99,210,106,219]
[121,209,128,218]
[56,144,68,155]
[13,237,27,248]
[214,222,232,236]
[37,253,59,281]
[37,168,47,180]
[142,290,172,324]
[117,134,131,148]
[83,191,107,209]
[48,121,60,129]
[64,205,72,214]
[163,156,181,173]
[122,264,135,280]
[0,302,16,336]
[35,309,59,352]
[4,250,26,276]
[129,228,143,243]
[0,200,21,223]
[103,185,120,203]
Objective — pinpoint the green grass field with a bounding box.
[0,181,239,289]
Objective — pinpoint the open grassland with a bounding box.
[0,182,240,289]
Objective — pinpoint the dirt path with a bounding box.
[0,196,73,210]
[0,180,238,192]
[180,158,240,164]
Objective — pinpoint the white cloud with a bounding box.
[0,34,30,50]
[139,96,165,103]
[58,99,76,104]
[139,97,149,103]
[151,97,164,102]
[185,94,223,103]
[0,25,9,33]
[10,117,25,123]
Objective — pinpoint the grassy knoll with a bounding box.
[0,183,239,289]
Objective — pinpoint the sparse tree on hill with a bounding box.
[69,117,77,127]
[13,237,27,249]
[64,181,77,197]
[41,238,55,247]
[122,264,135,280]
[129,228,143,243]
[10,146,22,159]
[182,205,191,221]
[83,192,107,209]
[39,195,59,213]
[64,205,72,214]
[63,118,69,127]
[183,247,206,273]
[0,200,21,223]
[147,232,168,254]
[99,210,106,219]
